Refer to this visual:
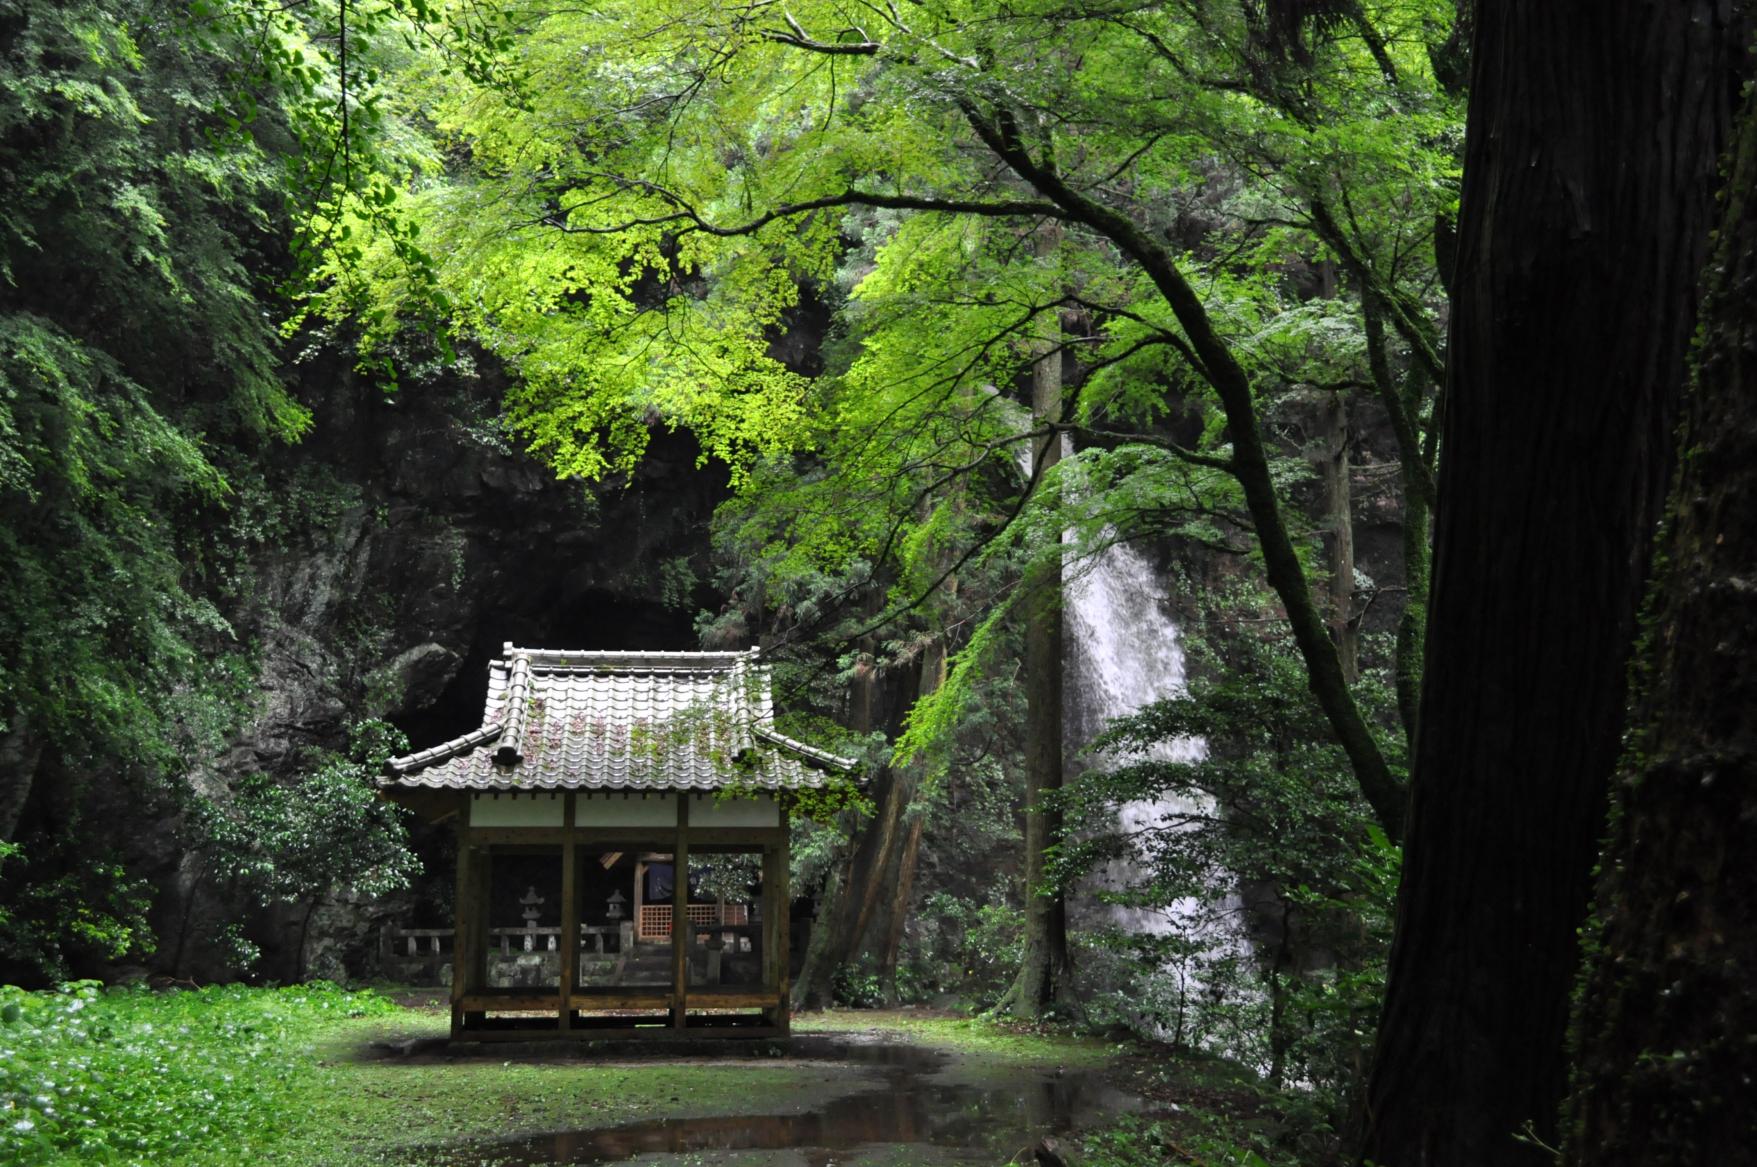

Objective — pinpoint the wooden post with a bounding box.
[558,793,578,1031]
[633,860,645,940]
[761,845,780,996]
[451,824,489,1039]
[776,806,791,1035]
[451,826,471,1039]
[671,793,690,1029]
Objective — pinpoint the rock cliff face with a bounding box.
[170,366,727,981]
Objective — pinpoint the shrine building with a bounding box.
[379,646,855,1040]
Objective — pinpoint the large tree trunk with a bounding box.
[791,636,937,1010]
[791,648,916,1009]
[0,718,40,842]
[876,632,944,1007]
[1314,390,1359,685]
[1361,292,1432,744]
[1360,4,1745,1163]
[792,768,903,1008]
[1564,85,1757,1167]
[1003,248,1070,1019]
[876,813,924,1007]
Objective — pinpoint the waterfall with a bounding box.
[1062,533,1255,1045]
[1009,436,1253,1045]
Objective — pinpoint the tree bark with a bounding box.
[877,813,924,1007]
[1565,83,1757,1167]
[1004,245,1070,1018]
[876,631,944,1007]
[1315,391,1359,685]
[791,864,843,1010]
[1362,293,1433,743]
[791,639,930,1009]
[1360,4,1746,1163]
[0,718,40,843]
[961,103,1407,840]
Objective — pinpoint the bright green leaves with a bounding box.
[0,983,399,1167]
[0,0,299,758]
[317,0,1459,825]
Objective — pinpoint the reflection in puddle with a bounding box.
[426,1039,1136,1166]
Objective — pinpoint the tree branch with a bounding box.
[538,184,1068,237]
[957,95,1406,840]
[762,11,880,54]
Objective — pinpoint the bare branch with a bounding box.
[763,11,880,54]
[535,183,1068,237]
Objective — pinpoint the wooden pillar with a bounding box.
[451,825,471,1039]
[776,806,791,1035]
[558,792,578,1031]
[671,792,690,1029]
[633,860,645,940]
[761,844,780,995]
[451,822,488,1039]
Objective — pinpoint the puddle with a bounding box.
[421,1037,1139,1166]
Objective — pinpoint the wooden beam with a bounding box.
[465,825,786,848]
[455,991,566,1013]
[672,794,690,1029]
[453,1023,782,1043]
[565,990,674,1010]
[684,829,788,847]
[382,787,466,824]
[464,827,570,846]
[671,990,778,1008]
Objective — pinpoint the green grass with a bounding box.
[0,985,873,1167]
[795,1007,1120,1066]
[0,981,397,1167]
[0,986,1292,1167]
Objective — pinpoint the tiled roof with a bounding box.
[382,646,855,792]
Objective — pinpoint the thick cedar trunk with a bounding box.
[1362,291,1432,742]
[1361,4,1744,1163]
[876,814,923,1006]
[1008,573,1065,1015]
[1565,88,1757,1167]
[876,632,944,1006]
[844,764,913,951]
[0,719,39,842]
[1005,257,1069,1018]
[1316,392,1359,685]
[791,864,842,1010]
[793,786,897,1008]
[792,635,938,1010]
[792,648,912,1009]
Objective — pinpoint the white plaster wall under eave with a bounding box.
[691,792,780,828]
[468,791,565,827]
[571,790,678,828]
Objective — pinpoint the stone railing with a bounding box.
[379,921,634,962]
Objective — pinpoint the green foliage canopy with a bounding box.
[327,0,1463,835]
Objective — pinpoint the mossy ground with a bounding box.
[3,984,1306,1167]
[3,984,1154,1167]
[794,1007,1119,1065]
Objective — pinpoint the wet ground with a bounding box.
[406,1031,1142,1166]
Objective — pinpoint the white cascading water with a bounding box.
[1012,439,1252,1042]
[1061,530,1255,1044]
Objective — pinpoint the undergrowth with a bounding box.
[0,981,395,1166]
